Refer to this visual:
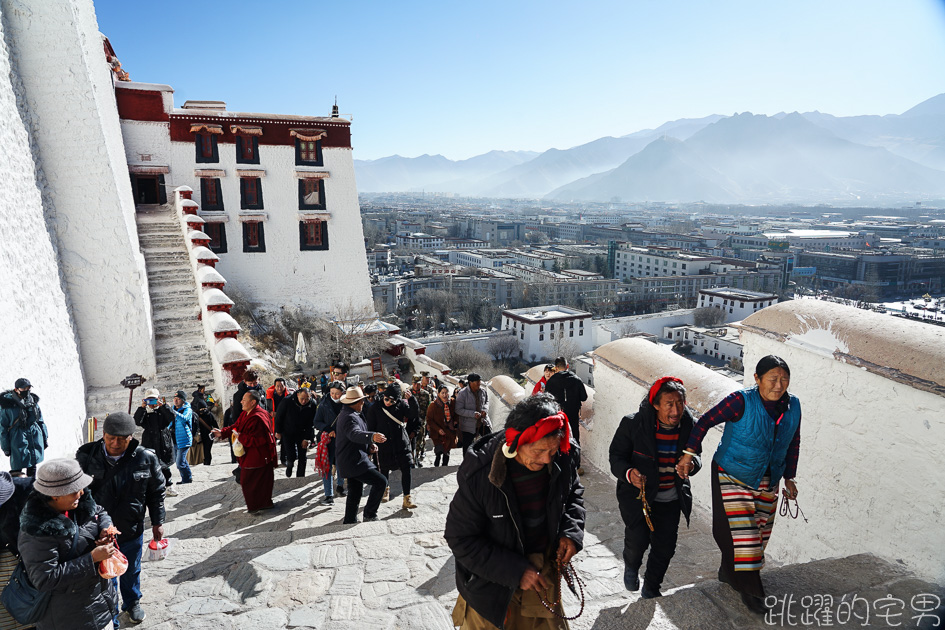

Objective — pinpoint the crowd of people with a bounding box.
[0,351,804,629]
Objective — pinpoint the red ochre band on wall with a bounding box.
[115,86,351,148]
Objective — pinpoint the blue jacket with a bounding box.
[173,402,193,448]
[714,387,801,489]
[0,390,48,470]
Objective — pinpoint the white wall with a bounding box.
[170,140,373,316]
[585,304,945,585]
[586,339,738,487]
[3,0,156,388]
[120,118,171,167]
[741,329,945,583]
[593,309,696,346]
[0,4,88,461]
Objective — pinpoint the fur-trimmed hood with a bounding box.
[20,489,97,538]
[0,389,40,409]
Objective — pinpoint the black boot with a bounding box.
[641,579,662,599]
[434,455,441,467]
[443,453,449,466]
[741,592,769,615]
[285,462,294,478]
[623,566,640,591]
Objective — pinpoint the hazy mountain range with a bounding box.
[354,94,945,204]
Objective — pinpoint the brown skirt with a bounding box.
[240,465,274,512]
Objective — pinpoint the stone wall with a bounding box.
[0,2,88,460]
[2,0,156,388]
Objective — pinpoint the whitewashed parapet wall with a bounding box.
[589,339,739,495]
[173,187,251,405]
[0,5,87,462]
[736,300,945,583]
[586,302,945,584]
[3,0,156,387]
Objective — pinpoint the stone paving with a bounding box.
[129,440,724,630]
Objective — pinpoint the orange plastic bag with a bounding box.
[97,526,128,578]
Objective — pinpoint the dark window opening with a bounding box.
[298,178,326,209]
[236,136,260,164]
[132,175,160,205]
[295,139,323,166]
[204,222,227,254]
[299,220,329,251]
[240,177,264,209]
[200,178,224,211]
[195,133,219,163]
[242,221,266,253]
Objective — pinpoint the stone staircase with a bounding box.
[85,205,214,420]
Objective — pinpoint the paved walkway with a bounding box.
[133,441,722,630]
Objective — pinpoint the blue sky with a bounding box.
[95,0,945,161]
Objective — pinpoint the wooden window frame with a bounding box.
[299,220,329,251]
[236,136,260,165]
[200,178,224,211]
[242,221,266,253]
[240,177,264,210]
[205,222,228,254]
[295,138,323,166]
[195,133,219,163]
[298,178,326,210]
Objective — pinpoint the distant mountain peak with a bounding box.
[900,93,945,118]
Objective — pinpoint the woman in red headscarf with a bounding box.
[445,393,585,629]
[608,376,702,600]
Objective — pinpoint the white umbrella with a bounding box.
[295,332,307,364]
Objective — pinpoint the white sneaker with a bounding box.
[165,486,179,497]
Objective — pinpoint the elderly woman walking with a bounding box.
[18,459,119,630]
[213,389,278,513]
[677,355,801,615]
[426,385,457,467]
[445,393,585,629]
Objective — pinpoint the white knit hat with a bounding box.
[34,459,92,496]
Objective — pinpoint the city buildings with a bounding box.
[697,288,779,319]
[501,306,594,360]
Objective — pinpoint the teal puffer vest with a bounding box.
[714,387,800,489]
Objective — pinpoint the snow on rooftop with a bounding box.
[214,337,251,364]
[196,266,226,285]
[503,305,591,320]
[208,311,241,333]
[188,230,210,241]
[202,288,234,307]
[191,246,219,262]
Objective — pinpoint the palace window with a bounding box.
[200,178,224,211]
[195,133,219,163]
[298,178,326,209]
[242,221,266,253]
[236,136,259,164]
[240,177,264,209]
[299,220,329,251]
[204,222,227,254]
[296,139,323,166]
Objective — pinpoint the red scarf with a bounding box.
[648,376,684,404]
[504,411,570,454]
